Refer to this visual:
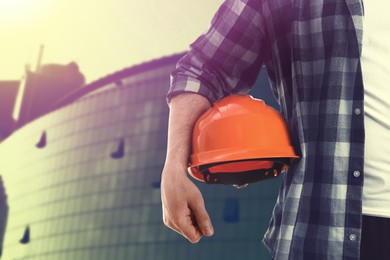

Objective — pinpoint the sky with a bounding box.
[0,0,223,83]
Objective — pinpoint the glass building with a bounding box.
[0,53,281,260]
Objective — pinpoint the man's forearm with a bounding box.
[161,93,214,242]
[165,93,211,173]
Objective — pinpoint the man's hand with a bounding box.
[160,93,213,243]
[161,165,214,243]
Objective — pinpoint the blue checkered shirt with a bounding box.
[167,0,365,259]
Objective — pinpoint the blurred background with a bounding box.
[0,0,281,259]
[1,0,224,82]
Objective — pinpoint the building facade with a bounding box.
[0,80,19,141]
[0,53,280,259]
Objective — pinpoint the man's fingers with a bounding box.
[176,214,203,243]
[161,173,213,243]
[189,198,214,237]
[163,206,202,243]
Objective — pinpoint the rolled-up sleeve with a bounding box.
[167,0,267,104]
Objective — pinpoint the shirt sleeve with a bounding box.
[167,0,267,104]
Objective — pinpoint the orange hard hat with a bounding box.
[188,94,299,187]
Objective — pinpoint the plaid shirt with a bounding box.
[168,0,365,259]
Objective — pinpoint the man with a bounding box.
[161,0,390,259]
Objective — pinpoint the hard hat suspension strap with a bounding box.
[198,159,289,186]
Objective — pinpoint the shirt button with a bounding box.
[349,234,357,241]
[354,108,361,115]
[353,170,361,177]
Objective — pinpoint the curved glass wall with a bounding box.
[0,55,280,260]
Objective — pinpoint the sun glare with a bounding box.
[0,0,49,22]
[0,0,54,79]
